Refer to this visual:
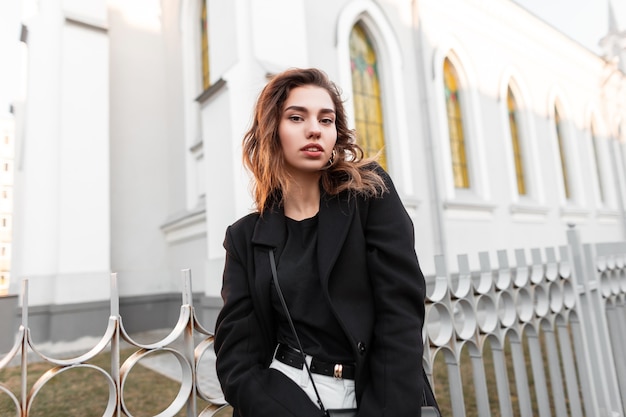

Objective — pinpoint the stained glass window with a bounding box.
[349,23,387,170]
[591,122,605,203]
[507,87,526,195]
[555,106,571,200]
[200,1,210,90]
[443,58,469,188]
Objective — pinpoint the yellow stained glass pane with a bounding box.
[555,107,571,199]
[349,23,387,169]
[443,58,469,188]
[200,1,210,90]
[507,87,526,195]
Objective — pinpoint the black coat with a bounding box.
[214,168,432,416]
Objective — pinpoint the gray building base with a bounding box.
[4,293,222,349]
[0,294,19,353]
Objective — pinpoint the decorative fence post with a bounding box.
[567,225,624,416]
[594,241,626,414]
[110,273,122,417]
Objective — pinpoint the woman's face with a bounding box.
[278,85,338,177]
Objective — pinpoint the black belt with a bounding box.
[274,344,356,380]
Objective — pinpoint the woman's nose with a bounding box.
[307,120,321,138]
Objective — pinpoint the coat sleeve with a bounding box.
[214,225,324,417]
[357,167,427,417]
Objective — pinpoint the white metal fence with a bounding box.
[0,271,231,417]
[1,226,625,416]
[423,227,626,417]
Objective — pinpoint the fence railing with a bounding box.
[423,227,626,417]
[1,226,625,416]
[0,271,231,417]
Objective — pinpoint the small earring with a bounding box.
[328,149,337,166]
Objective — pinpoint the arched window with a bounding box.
[554,105,571,200]
[507,86,526,195]
[591,121,605,203]
[349,23,387,169]
[443,58,469,188]
[200,0,210,90]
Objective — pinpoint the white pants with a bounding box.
[269,353,357,410]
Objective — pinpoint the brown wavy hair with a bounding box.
[242,68,387,214]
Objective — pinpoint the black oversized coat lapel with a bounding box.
[249,206,286,352]
[317,191,355,288]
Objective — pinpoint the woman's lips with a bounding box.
[301,144,324,157]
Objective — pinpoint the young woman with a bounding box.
[214,68,437,416]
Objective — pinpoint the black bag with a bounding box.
[326,406,439,417]
[422,406,442,417]
[270,251,441,417]
[326,407,440,416]
[326,410,357,417]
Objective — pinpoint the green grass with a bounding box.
[431,324,584,417]
[0,349,223,417]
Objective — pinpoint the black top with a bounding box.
[272,214,353,363]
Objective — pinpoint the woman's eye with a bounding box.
[288,115,303,122]
[320,118,335,125]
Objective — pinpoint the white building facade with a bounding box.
[0,116,15,295]
[4,0,626,343]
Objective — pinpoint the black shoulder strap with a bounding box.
[268,250,327,414]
